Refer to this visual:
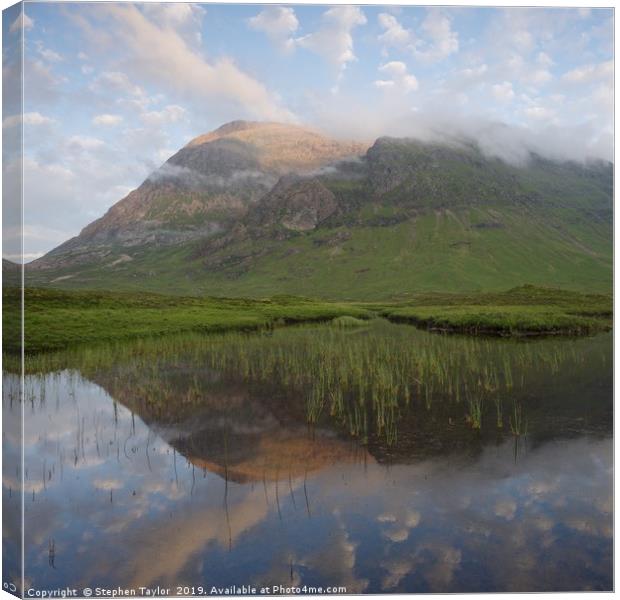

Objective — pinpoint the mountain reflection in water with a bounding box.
[3,322,612,593]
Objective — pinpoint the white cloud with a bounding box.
[87,4,294,122]
[67,135,105,151]
[536,52,554,67]
[3,112,55,128]
[377,10,459,64]
[380,62,408,78]
[508,29,534,53]
[141,3,205,29]
[377,13,411,48]
[460,64,488,79]
[34,40,62,63]
[90,71,145,98]
[375,61,418,93]
[494,498,517,520]
[525,68,552,85]
[24,59,62,103]
[492,81,515,102]
[524,105,556,120]
[296,6,367,73]
[140,3,206,47]
[93,478,124,491]
[413,9,459,63]
[10,12,33,33]
[140,105,186,127]
[248,7,299,52]
[38,47,62,63]
[562,60,613,84]
[93,114,123,126]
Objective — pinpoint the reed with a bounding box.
[11,319,607,445]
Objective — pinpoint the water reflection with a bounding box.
[3,323,612,593]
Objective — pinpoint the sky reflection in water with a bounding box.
[3,325,612,593]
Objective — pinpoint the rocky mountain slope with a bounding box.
[35,121,368,269]
[27,121,613,299]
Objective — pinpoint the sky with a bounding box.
[1,2,614,261]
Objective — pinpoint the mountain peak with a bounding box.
[186,120,277,147]
[185,119,329,149]
[180,120,369,172]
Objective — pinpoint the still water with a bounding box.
[3,321,612,593]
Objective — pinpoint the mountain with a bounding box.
[34,121,368,268]
[27,121,612,300]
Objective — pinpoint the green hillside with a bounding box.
[26,135,612,300]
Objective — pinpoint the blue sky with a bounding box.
[1,3,614,260]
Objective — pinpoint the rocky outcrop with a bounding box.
[250,176,338,232]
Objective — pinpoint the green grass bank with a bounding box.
[375,285,612,336]
[3,284,612,355]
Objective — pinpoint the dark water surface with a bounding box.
[3,322,612,593]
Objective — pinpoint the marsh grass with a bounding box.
[11,319,604,445]
[509,401,528,436]
[330,316,369,328]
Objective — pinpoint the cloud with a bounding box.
[141,3,205,29]
[537,51,554,67]
[375,61,418,93]
[90,70,145,98]
[376,9,458,63]
[460,64,488,80]
[524,68,552,85]
[93,479,124,491]
[140,3,206,46]
[34,41,62,63]
[494,498,517,520]
[523,105,556,121]
[83,4,294,122]
[296,6,367,74]
[311,89,612,165]
[67,135,105,151]
[148,163,276,191]
[413,9,459,63]
[140,105,186,127]
[10,11,33,33]
[562,60,613,84]
[248,7,299,52]
[492,81,515,102]
[93,114,123,126]
[3,112,55,128]
[377,13,412,48]
[24,59,63,103]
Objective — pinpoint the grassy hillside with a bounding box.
[3,285,611,356]
[26,138,612,299]
[26,204,612,300]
